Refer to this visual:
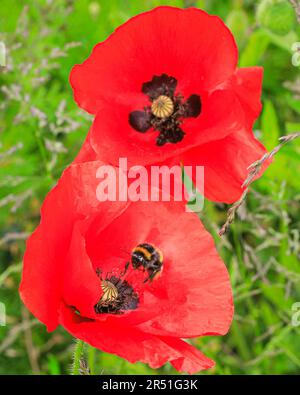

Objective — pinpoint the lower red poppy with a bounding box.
[20,161,233,373]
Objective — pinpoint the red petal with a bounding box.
[59,303,214,374]
[70,6,237,114]
[73,126,98,164]
[20,178,73,331]
[222,67,263,130]
[178,128,268,203]
[20,161,127,330]
[62,222,101,320]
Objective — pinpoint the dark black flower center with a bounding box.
[129,74,201,146]
[94,270,139,315]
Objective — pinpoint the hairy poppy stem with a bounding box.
[71,340,84,375]
[87,345,96,375]
[219,132,300,236]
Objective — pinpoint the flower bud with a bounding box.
[256,0,296,36]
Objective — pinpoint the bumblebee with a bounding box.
[130,243,163,282]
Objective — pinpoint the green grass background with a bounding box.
[0,0,300,375]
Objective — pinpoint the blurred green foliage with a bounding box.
[0,0,300,375]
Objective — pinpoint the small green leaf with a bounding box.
[240,30,270,67]
[47,355,61,375]
[261,100,280,149]
[286,122,300,133]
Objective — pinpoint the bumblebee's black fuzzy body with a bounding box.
[131,243,163,282]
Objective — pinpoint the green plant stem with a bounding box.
[72,340,84,375]
[87,345,96,375]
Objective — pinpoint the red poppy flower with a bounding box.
[70,6,267,203]
[20,160,233,373]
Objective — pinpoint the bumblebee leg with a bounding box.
[120,261,130,277]
[143,270,152,283]
[143,271,156,283]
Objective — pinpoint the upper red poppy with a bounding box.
[20,160,233,374]
[70,6,267,203]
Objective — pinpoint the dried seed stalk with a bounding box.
[219,132,300,236]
